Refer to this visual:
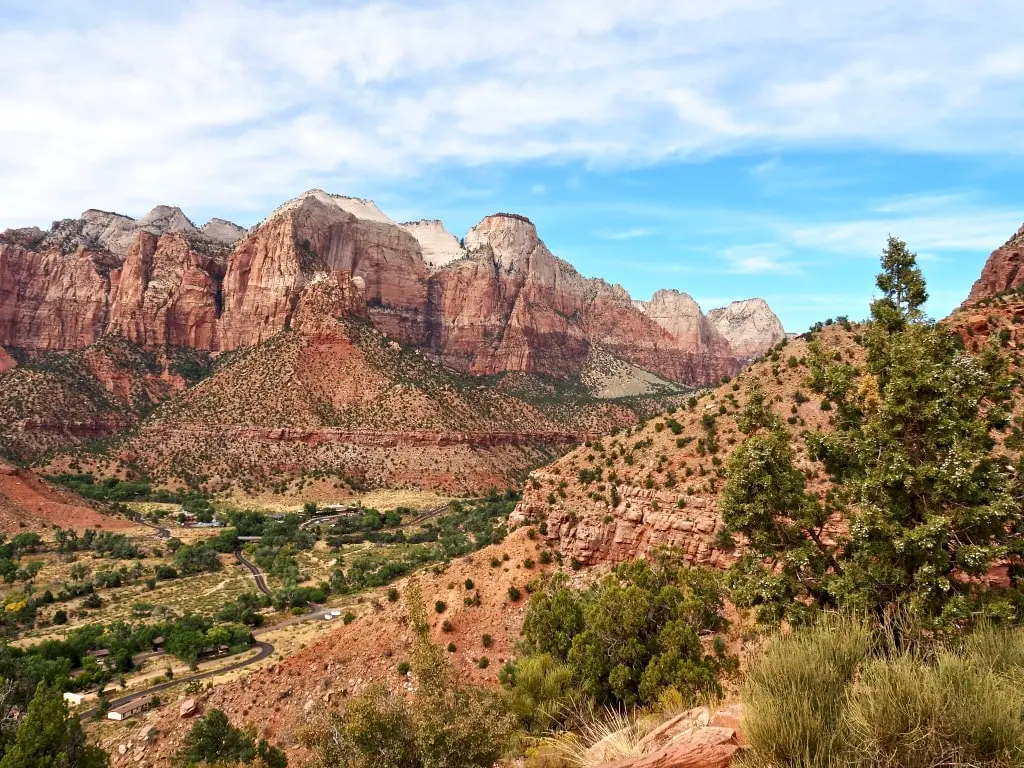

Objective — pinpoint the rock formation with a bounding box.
[0,190,784,387]
[967,223,1024,302]
[708,298,786,360]
[401,219,466,269]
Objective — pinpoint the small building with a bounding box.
[179,512,199,525]
[108,695,157,721]
[86,649,111,659]
[63,692,86,706]
[150,637,165,652]
[319,504,360,516]
[197,644,230,660]
[238,535,262,542]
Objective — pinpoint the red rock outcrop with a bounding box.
[967,223,1024,302]
[220,191,427,349]
[108,231,226,349]
[1,191,784,388]
[0,347,16,374]
[0,238,111,351]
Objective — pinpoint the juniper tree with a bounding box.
[723,239,1023,628]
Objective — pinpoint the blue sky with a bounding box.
[2,1,1024,331]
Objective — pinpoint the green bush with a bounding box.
[520,556,730,707]
[301,585,515,768]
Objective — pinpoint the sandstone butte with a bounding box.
[0,189,785,387]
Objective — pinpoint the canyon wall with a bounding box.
[0,190,784,387]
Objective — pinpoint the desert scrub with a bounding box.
[739,616,1024,768]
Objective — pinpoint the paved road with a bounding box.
[79,641,274,721]
[132,515,171,540]
[234,550,271,595]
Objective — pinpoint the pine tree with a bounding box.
[0,681,107,768]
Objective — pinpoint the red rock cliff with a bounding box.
[967,224,1024,302]
[1,192,784,387]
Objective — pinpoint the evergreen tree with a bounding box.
[0,681,107,768]
[723,239,1022,627]
[175,708,256,766]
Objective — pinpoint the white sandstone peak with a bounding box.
[268,189,396,225]
[400,219,465,269]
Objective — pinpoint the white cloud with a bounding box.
[596,227,656,241]
[720,243,801,275]
[3,0,1024,226]
[530,184,547,195]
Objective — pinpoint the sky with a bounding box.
[2,1,1024,331]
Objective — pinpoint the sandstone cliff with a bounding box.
[1,191,784,388]
[708,298,786,360]
[967,223,1024,302]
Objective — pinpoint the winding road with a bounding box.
[78,641,274,721]
[234,549,271,595]
[83,506,438,722]
[132,514,171,540]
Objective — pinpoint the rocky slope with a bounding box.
[0,457,133,532]
[0,337,211,463]
[47,274,690,494]
[510,325,863,567]
[967,223,1024,302]
[1,190,783,388]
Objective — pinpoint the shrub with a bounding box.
[447,642,457,653]
[343,612,355,625]
[481,634,493,648]
[435,601,447,614]
[442,620,454,633]
[741,616,1024,768]
[464,579,474,590]
[507,586,522,602]
[478,656,489,669]
[398,662,411,676]
[387,587,399,603]
[301,585,515,768]
[520,557,730,707]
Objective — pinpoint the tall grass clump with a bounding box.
[740,614,871,766]
[739,615,1024,768]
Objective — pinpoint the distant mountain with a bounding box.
[0,189,787,493]
[0,189,784,384]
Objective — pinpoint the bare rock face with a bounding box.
[108,231,226,349]
[137,205,199,236]
[0,191,784,388]
[431,214,590,377]
[200,218,246,245]
[967,224,1024,302]
[220,191,426,349]
[0,348,14,373]
[708,298,785,360]
[79,209,140,257]
[0,239,111,351]
[401,219,466,269]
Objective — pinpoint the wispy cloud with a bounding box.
[3,1,1024,226]
[721,243,801,275]
[595,227,656,241]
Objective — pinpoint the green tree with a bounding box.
[870,235,929,331]
[175,708,262,767]
[0,681,107,768]
[724,239,1020,628]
